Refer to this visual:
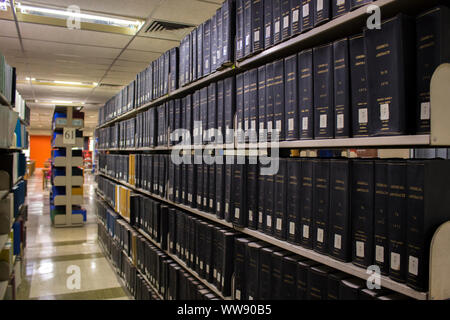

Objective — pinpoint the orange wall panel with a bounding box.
[30,135,52,168]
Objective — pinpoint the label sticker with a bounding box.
[391,252,401,271]
[283,16,289,29]
[236,290,241,300]
[317,228,324,243]
[293,9,299,22]
[375,245,384,263]
[210,199,213,208]
[251,120,256,130]
[245,34,250,46]
[260,122,265,130]
[289,118,294,131]
[225,203,229,213]
[356,241,365,258]
[267,215,272,227]
[289,222,295,235]
[276,120,282,130]
[259,212,263,223]
[217,202,221,211]
[302,117,308,130]
[317,0,323,11]
[235,208,240,219]
[337,114,344,129]
[245,120,249,131]
[380,103,390,121]
[359,108,368,124]
[408,256,419,276]
[320,114,327,128]
[254,30,260,42]
[303,225,309,239]
[420,102,430,120]
[337,0,345,5]
[276,218,282,231]
[334,234,342,249]
[303,4,309,17]
[249,210,253,222]
[265,26,271,38]
[274,21,280,34]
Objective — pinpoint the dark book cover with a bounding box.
[301,0,314,33]
[204,223,214,282]
[191,29,197,81]
[415,6,450,133]
[265,171,275,236]
[282,255,303,299]
[221,231,237,295]
[234,238,251,299]
[259,246,277,300]
[339,278,366,300]
[387,161,407,283]
[274,159,288,240]
[313,159,330,254]
[203,19,211,76]
[264,0,273,49]
[349,34,369,137]
[273,0,282,45]
[160,206,169,251]
[200,87,209,145]
[224,164,233,222]
[216,163,225,219]
[244,0,252,57]
[333,38,351,138]
[291,0,302,37]
[202,162,209,210]
[217,80,225,141]
[350,0,372,10]
[329,159,351,262]
[351,159,374,268]
[247,161,259,230]
[185,94,192,146]
[332,0,350,19]
[236,0,245,60]
[258,66,267,142]
[287,159,302,244]
[216,7,223,68]
[236,73,245,144]
[364,14,415,136]
[232,163,248,227]
[224,76,236,144]
[271,250,291,300]
[222,0,235,66]
[168,208,177,254]
[307,265,335,300]
[243,70,251,142]
[273,59,285,141]
[406,160,450,291]
[246,241,266,300]
[296,259,319,299]
[208,82,217,144]
[313,43,334,139]
[196,162,204,209]
[163,50,170,95]
[281,0,291,41]
[265,62,275,141]
[252,0,264,53]
[313,0,331,27]
[211,13,218,72]
[285,54,299,140]
[208,164,216,213]
[197,23,204,78]
[298,49,314,140]
[300,158,314,248]
[327,272,349,300]
[249,68,259,143]
[188,159,197,207]
[257,170,266,232]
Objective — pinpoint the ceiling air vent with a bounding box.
[145,20,195,33]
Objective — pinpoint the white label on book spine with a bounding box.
[337,0,345,5]
[391,252,401,271]
[380,103,390,121]
[317,228,324,243]
[276,218,282,231]
[317,0,323,11]
[303,225,310,239]
[267,215,272,227]
[235,208,240,219]
[265,26,271,38]
[302,117,308,130]
[276,120,282,130]
[190,254,194,262]
[175,190,179,198]
[320,114,327,128]
[358,108,368,124]
[203,197,207,206]
[283,16,289,29]
[289,222,295,235]
[245,120,249,131]
[200,261,204,270]
[408,256,419,276]
[217,202,221,211]
[206,264,210,274]
[251,120,256,130]
[259,212,263,223]
[217,272,221,283]
[197,195,202,204]
[249,296,254,300]
[375,245,384,263]
[188,193,192,202]
[210,199,213,208]
[223,46,227,55]
[213,269,217,278]
[420,102,430,120]
[356,241,365,258]
[293,9,299,22]
[245,34,250,46]
[260,122,264,130]
[268,121,273,132]
[236,290,241,300]
[274,21,280,33]
[254,30,260,42]
[289,118,294,131]
[334,234,342,249]
[303,4,309,17]
[249,210,253,222]
[225,203,229,213]
[337,114,344,129]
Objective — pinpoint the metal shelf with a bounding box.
[97,172,428,300]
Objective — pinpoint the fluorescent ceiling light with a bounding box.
[15,3,144,29]
[25,77,36,81]
[54,80,83,85]
[52,100,73,104]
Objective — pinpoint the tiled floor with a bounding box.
[16,169,130,300]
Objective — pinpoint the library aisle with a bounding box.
[16,170,129,300]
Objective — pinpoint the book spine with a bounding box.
[243,71,251,142]
[197,24,204,78]
[232,164,248,227]
[203,20,211,76]
[257,172,266,232]
[191,29,197,81]
[264,171,275,235]
[350,0,372,10]
[287,159,302,244]
[236,0,245,60]
[208,82,217,144]
[281,0,291,41]
[291,0,302,36]
[258,66,266,142]
[274,159,288,240]
[265,62,275,141]
[246,244,260,299]
[301,0,314,33]
[298,49,314,140]
[216,164,225,219]
[236,73,245,144]
[224,76,236,144]
[281,257,297,299]
[313,43,334,139]
[333,38,350,138]
[224,164,233,222]
[264,0,273,49]
[313,159,330,254]
[284,54,299,141]
[217,80,225,143]
[364,14,415,136]
[200,87,208,145]
[349,34,369,137]
[196,162,203,209]
[259,248,272,300]
[328,159,351,262]
[244,0,252,57]
[387,161,407,283]
[222,0,234,65]
[247,162,259,229]
[208,164,216,213]
[252,0,264,53]
[273,0,282,45]
[234,239,247,299]
[332,0,350,19]
[273,59,285,141]
[249,68,259,143]
[313,0,330,27]
[351,160,374,268]
[216,7,223,68]
[211,13,218,72]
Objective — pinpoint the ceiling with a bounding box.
[0,0,223,136]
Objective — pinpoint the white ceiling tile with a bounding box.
[0,20,18,37]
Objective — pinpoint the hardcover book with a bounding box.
[298,49,314,140]
[333,38,350,138]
